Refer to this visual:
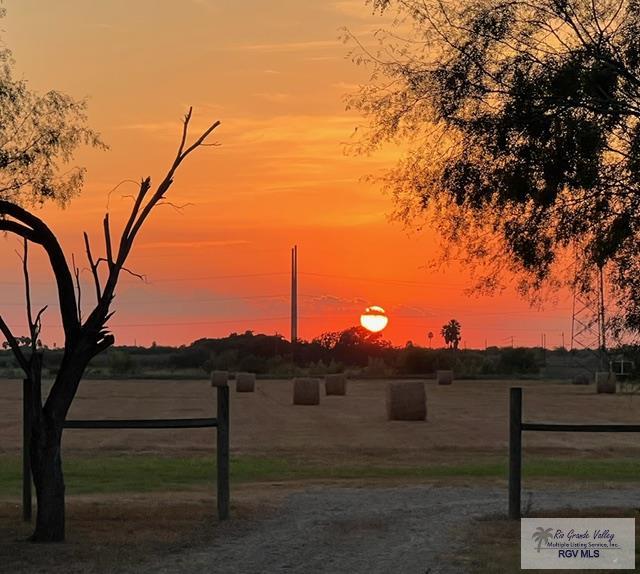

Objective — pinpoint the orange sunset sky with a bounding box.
[0,1,572,349]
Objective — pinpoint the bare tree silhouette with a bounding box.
[0,109,220,542]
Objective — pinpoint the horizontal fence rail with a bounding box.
[521,422,640,433]
[23,382,230,522]
[64,418,218,429]
[509,386,640,519]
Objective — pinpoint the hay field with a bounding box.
[2,378,640,466]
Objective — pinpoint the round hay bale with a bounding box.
[293,377,320,405]
[596,372,617,394]
[325,373,347,396]
[571,373,591,385]
[236,372,256,393]
[436,370,454,385]
[210,370,229,387]
[386,381,426,421]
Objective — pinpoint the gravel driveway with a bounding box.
[139,485,640,574]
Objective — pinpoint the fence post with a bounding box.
[216,383,230,520]
[509,387,522,520]
[22,378,32,522]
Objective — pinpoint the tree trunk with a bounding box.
[29,412,65,542]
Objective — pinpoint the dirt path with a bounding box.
[133,485,640,574]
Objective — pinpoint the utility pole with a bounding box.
[290,245,298,345]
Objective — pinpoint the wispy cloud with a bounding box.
[253,92,293,104]
[190,0,217,11]
[331,81,361,92]
[303,55,340,62]
[137,239,250,250]
[329,0,376,19]
[233,39,340,53]
[302,294,368,312]
[116,121,180,133]
[226,114,359,144]
[390,304,437,317]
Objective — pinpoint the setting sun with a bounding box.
[360,306,389,333]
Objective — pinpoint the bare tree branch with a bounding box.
[120,177,151,247]
[19,238,37,354]
[0,219,37,242]
[72,253,82,323]
[175,108,192,159]
[120,266,147,282]
[0,314,29,374]
[180,120,222,159]
[156,200,195,212]
[33,305,47,339]
[83,231,101,302]
[103,213,113,267]
[0,200,79,342]
[105,179,140,210]
[123,118,221,253]
[91,333,115,358]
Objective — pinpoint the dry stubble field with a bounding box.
[2,377,640,464]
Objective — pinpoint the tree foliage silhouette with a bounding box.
[441,319,462,350]
[0,110,220,542]
[0,10,103,206]
[350,0,640,336]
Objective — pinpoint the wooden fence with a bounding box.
[509,386,640,519]
[23,381,229,521]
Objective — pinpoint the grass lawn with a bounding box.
[459,508,640,574]
[0,495,249,574]
[1,455,640,496]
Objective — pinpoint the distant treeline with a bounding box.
[1,327,636,380]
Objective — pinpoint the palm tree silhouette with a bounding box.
[441,319,461,350]
[532,527,553,552]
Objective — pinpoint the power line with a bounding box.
[0,294,289,307]
[0,268,499,290]
[112,317,289,327]
[4,316,291,329]
[147,272,289,283]
[0,293,571,321]
[0,271,289,286]
[299,271,467,288]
